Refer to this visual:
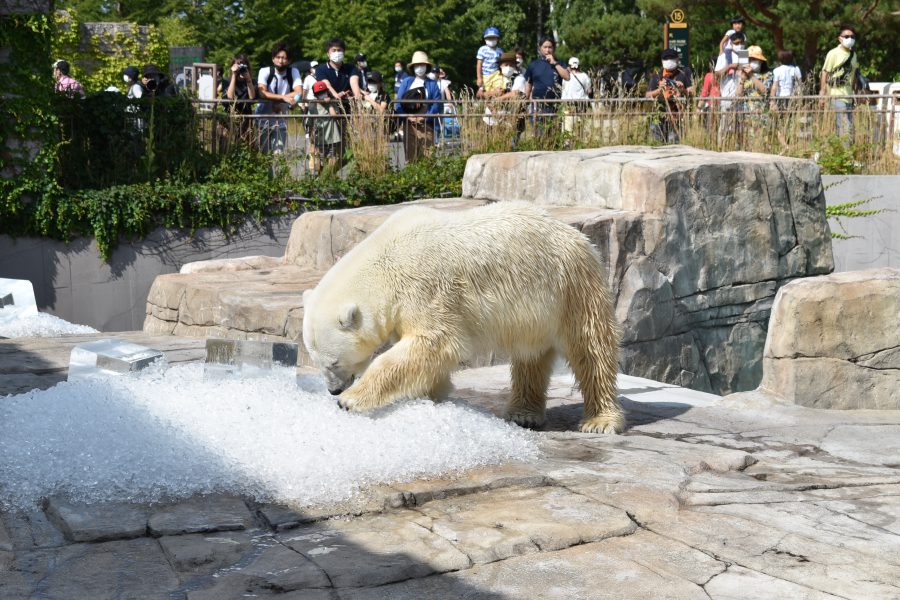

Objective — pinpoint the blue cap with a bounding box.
[483,27,500,39]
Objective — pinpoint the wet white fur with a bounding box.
[302,201,623,433]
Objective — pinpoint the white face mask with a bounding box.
[413,65,427,77]
[367,84,378,93]
[330,51,344,64]
[750,60,762,72]
[841,37,856,49]
[123,75,131,83]
[395,66,402,73]
[501,65,513,77]
[359,61,367,68]
[731,44,743,51]
[486,39,498,48]
[662,59,678,70]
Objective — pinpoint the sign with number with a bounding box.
[664,9,690,66]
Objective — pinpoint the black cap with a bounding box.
[368,70,383,83]
[355,53,366,62]
[661,49,679,60]
[123,66,140,80]
[731,16,744,24]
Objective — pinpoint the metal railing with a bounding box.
[191,94,900,176]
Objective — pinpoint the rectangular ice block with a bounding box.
[0,278,39,323]
[205,338,299,374]
[68,339,166,380]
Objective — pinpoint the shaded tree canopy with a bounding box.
[57,0,898,84]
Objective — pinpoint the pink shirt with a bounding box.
[56,75,85,98]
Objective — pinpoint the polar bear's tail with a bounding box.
[561,248,624,434]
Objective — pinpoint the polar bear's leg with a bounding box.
[505,349,555,428]
[564,274,624,434]
[338,335,456,412]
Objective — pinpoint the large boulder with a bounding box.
[146,147,833,394]
[759,268,900,409]
[464,146,833,394]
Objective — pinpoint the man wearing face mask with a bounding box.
[355,53,370,90]
[393,61,409,96]
[820,25,860,139]
[395,51,442,162]
[256,43,302,154]
[646,49,694,143]
[314,38,362,162]
[715,31,745,111]
[314,39,363,106]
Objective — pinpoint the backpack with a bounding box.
[401,86,426,114]
[255,67,296,115]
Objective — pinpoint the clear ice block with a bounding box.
[0,278,39,323]
[68,339,166,380]
[204,338,299,376]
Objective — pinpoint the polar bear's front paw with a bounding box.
[505,410,546,430]
[579,413,624,434]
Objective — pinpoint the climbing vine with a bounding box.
[51,9,169,94]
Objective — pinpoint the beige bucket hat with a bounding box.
[407,50,433,73]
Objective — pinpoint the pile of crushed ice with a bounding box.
[0,312,98,338]
[0,363,538,510]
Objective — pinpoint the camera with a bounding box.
[144,77,158,91]
[237,64,248,72]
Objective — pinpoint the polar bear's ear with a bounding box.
[338,303,361,330]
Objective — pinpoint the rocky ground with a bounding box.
[1,334,899,599]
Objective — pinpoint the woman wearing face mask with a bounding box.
[362,71,389,113]
[739,46,772,108]
[123,66,143,99]
[395,51,442,162]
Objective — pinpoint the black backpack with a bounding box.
[401,86,426,114]
[265,66,295,93]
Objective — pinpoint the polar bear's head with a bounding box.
[302,289,380,395]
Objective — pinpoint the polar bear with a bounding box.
[302,202,623,433]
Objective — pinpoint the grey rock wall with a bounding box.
[464,147,834,394]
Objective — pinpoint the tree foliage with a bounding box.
[55,0,898,87]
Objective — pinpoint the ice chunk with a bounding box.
[205,338,298,376]
[0,278,39,323]
[0,313,98,338]
[0,363,539,511]
[68,339,166,380]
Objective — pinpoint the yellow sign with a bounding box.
[671,9,685,23]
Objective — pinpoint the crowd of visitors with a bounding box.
[52,17,871,161]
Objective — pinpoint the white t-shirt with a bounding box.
[257,66,302,95]
[561,72,591,100]
[511,74,526,94]
[302,74,317,100]
[127,82,143,99]
[408,77,425,91]
[771,65,802,97]
[715,54,741,108]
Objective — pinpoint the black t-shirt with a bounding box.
[314,62,361,95]
[647,68,693,109]
[524,58,565,99]
[222,76,254,114]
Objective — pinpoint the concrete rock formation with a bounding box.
[760,267,900,409]
[145,146,833,394]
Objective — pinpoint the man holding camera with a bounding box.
[646,48,694,143]
[141,64,176,97]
